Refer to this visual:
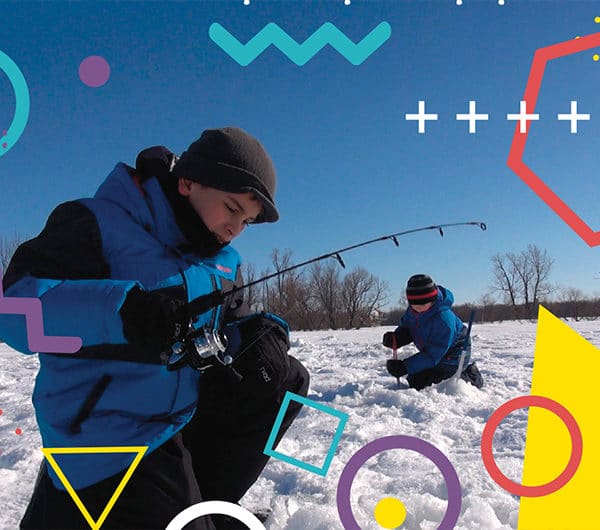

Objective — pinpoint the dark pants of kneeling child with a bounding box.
[20,353,310,530]
[407,362,484,391]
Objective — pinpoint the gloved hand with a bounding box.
[386,359,408,378]
[232,313,291,389]
[382,331,396,348]
[120,287,189,351]
[197,314,295,417]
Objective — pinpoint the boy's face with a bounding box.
[410,301,434,313]
[178,179,262,244]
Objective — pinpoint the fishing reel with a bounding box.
[166,325,243,381]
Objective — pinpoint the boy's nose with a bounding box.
[226,221,243,238]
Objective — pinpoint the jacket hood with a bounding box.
[94,163,186,248]
[434,285,454,311]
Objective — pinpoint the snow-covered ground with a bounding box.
[1,320,599,530]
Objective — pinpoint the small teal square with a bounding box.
[263,391,349,476]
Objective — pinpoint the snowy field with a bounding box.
[1,320,599,530]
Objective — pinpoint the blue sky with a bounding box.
[1,0,599,307]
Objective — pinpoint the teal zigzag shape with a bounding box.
[208,22,392,66]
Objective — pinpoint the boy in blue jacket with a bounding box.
[0,127,309,529]
[383,274,483,390]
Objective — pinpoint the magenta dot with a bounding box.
[2,143,6,149]
[79,56,111,88]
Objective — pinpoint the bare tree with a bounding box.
[240,262,259,311]
[591,292,600,320]
[257,266,272,313]
[282,275,318,330]
[397,290,408,310]
[558,286,585,321]
[340,267,388,328]
[507,251,533,310]
[491,244,554,318]
[260,249,294,316]
[1,233,25,274]
[526,244,554,307]
[478,293,496,322]
[309,260,341,329]
[257,249,317,329]
[491,253,520,310]
[271,249,293,310]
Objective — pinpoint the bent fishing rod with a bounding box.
[166,221,487,373]
[183,220,487,318]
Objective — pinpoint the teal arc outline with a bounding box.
[263,391,349,476]
[0,49,30,158]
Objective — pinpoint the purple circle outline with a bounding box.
[336,435,462,530]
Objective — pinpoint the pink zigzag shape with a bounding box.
[0,267,82,353]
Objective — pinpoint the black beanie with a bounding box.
[172,127,279,223]
[406,274,438,305]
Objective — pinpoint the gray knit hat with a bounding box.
[172,127,279,223]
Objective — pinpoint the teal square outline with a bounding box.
[263,391,349,476]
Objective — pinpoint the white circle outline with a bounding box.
[165,500,267,530]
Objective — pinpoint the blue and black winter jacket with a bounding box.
[392,286,468,374]
[0,163,246,489]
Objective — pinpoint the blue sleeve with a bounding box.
[403,314,456,373]
[0,201,137,353]
[1,276,138,354]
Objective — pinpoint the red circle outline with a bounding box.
[481,395,583,497]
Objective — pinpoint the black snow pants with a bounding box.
[20,318,310,530]
[407,361,484,390]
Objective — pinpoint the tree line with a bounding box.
[1,234,24,273]
[383,244,599,324]
[2,233,598,330]
[242,249,388,330]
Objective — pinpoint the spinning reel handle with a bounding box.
[166,326,244,383]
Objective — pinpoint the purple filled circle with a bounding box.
[336,435,462,530]
[78,56,110,87]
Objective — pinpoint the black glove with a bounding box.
[233,314,291,391]
[386,359,408,378]
[204,314,292,397]
[120,287,188,352]
[382,331,396,348]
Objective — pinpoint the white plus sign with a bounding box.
[557,100,590,133]
[405,101,438,134]
[456,100,489,133]
[507,100,539,134]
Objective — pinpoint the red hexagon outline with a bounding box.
[507,31,600,247]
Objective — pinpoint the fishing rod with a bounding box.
[166,221,487,373]
[184,221,487,318]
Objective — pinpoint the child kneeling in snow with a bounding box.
[383,274,483,390]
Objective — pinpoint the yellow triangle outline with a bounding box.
[42,446,148,530]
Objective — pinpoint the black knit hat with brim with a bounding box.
[406,274,438,305]
[172,127,279,223]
